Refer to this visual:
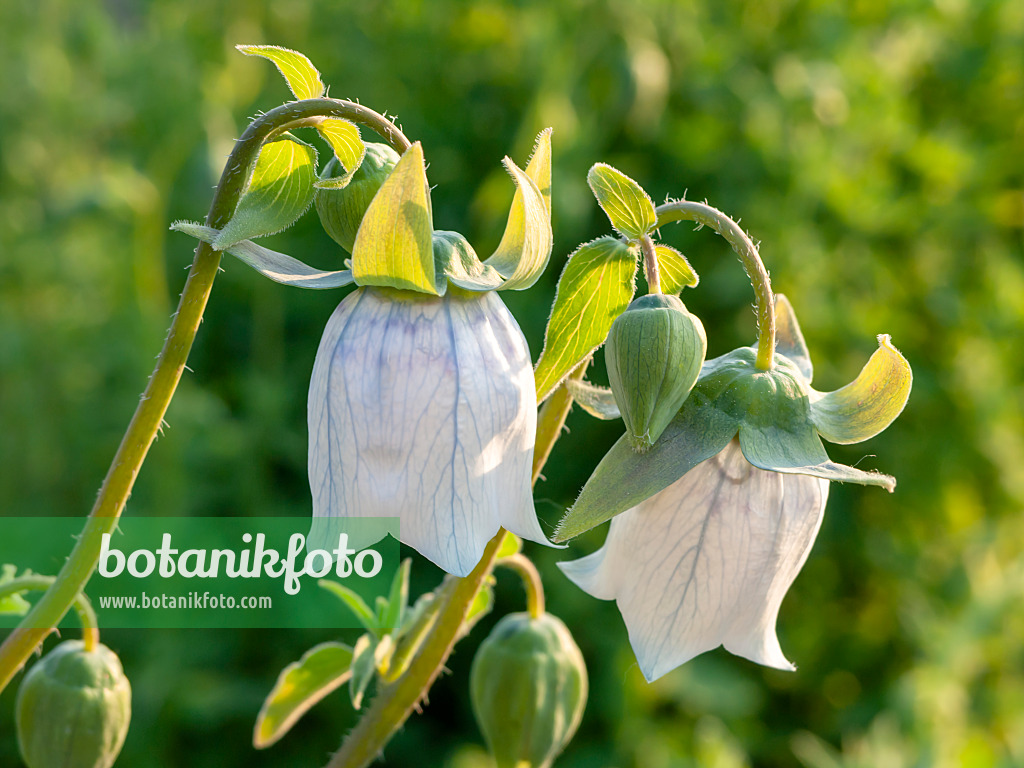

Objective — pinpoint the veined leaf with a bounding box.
[171,222,353,289]
[214,134,317,250]
[654,244,699,293]
[314,118,366,190]
[487,129,554,291]
[566,379,621,420]
[237,44,325,101]
[534,237,638,403]
[351,142,439,294]
[587,163,656,240]
[253,641,353,749]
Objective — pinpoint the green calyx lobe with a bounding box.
[16,640,132,768]
[315,142,400,254]
[605,294,707,452]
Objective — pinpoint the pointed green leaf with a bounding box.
[313,118,366,190]
[349,633,377,710]
[738,419,896,491]
[351,142,439,294]
[534,237,639,403]
[319,580,378,634]
[434,230,504,291]
[214,134,317,250]
[373,633,395,677]
[253,641,353,749]
[381,559,410,632]
[809,334,912,445]
[566,379,621,420]
[237,44,325,101]
[554,392,738,542]
[587,163,656,240]
[655,244,699,294]
[771,294,814,382]
[172,222,353,289]
[485,155,553,291]
[386,591,439,681]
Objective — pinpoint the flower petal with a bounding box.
[809,334,912,445]
[308,287,546,576]
[738,419,896,491]
[559,441,828,680]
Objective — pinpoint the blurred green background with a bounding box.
[1,0,1022,766]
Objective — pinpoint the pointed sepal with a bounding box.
[434,230,504,291]
[237,44,325,101]
[771,294,813,382]
[486,139,553,291]
[171,222,353,289]
[313,118,366,190]
[809,334,912,445]
[587,163,656,241]
[213,134,317,250]
[565,379,621,420]
[350,142,439,295]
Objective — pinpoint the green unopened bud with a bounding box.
[470,612,587,768]
[17,640,132,768]
[605,293,707,452]
[315,142,400,253]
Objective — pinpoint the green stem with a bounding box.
[496,554,545,619]
[325,362,587,768]
[0,99,411,692]
[640,235,662,294]
[655,200,776,370]
[0,577,99,653]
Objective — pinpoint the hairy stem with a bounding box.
[326,363,587,768]
[0,577,99,653]
[640,235,662,294]
[0,99,410,692]
[655,200,776,369]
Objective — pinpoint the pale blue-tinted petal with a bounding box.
[559,441,827,680]
[308,287,544,576]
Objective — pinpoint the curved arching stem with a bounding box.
[0,99,411,692]
[655,200,776,370]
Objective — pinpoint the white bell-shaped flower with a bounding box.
[308,286,549,576]
[559,439,828,681]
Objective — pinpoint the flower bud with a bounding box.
[315,142,400,253]
[16,640,132,768]
[605,293,707,452]
[470,612,587,768]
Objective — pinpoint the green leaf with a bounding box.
[809,334,912,445]
[171,222,353,289]
[313,118,366,190]
[554,392,738,541]
[534,237,639,403]
[587,163,656,240]
[351,142,439,295]
[319,580,378,634]
[237,44,325,101]
[487,129,554,291]
[253,641,353,749]
[566,379,621,420]
[654,244,699,293]
[214,134,317,250]
[381,559,410,632]
[434,230,504,291]
[738,419,897,491]
[349,633,377,710]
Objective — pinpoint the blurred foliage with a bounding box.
[1,0,1023,766]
